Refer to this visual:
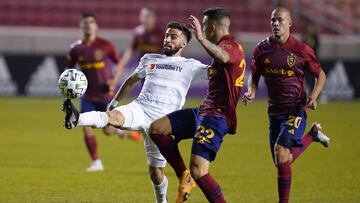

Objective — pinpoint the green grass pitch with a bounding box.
[0,97,359,202]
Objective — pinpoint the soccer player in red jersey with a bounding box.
[150,8,245,203]
[120,7,164,69]
[242,7,330,203]
[65,12,125,172]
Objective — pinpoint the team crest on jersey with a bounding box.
[287,54,296,67]
[94,49,103,61]
[78,55,85,62]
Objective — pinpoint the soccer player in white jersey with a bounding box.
[62,21,208,203]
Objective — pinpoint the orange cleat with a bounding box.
[128,131,143,142]
[176,170,196,203]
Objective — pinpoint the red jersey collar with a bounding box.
[269,35,295,47]
[217,34,234,45]
[82,36,99,46]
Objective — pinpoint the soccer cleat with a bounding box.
[176,170,196,203]
[128,131,143,142]
[86,159,104,172]
[310,122,330,147]
[62,98,79,129]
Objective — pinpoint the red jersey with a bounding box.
[65,37,120,103]
[251,35,322,115]
[131,25,164,55]
[199,35,246,134]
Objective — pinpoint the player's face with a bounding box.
[80,16,98,37]
[163,28,186,56]
[202,16,216,43]
[270,10,291,37]
[139,8,156,30]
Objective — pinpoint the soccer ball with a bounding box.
[58,69,88,99]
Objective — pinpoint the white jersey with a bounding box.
[134,53,208,117]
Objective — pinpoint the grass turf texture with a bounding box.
[0,97,359,202]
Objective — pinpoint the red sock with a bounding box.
[277,161,291,203]
[291,134,313,162]
[196,173,226,203]
[150,133,187,178]
[84,135,98,160]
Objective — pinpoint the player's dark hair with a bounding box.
[203,7,230,21]
[81,11,96,20]
[166,21,192,43]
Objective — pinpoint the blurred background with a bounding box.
[0,0,359,99]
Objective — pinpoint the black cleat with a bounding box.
[309,122,330,147]
[62,98,79,129]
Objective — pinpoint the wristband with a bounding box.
[109,99,119,108]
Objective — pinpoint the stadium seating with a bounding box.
[0,0,359,33]
[0,0,273,32]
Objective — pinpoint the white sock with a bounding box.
[153,175,168,203]
[78,111,108,128]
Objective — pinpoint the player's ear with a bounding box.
[210,23,216,33]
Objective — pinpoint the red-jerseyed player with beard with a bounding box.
[243,7,330,203]
[150,8,245,203]
[65,11,129,172]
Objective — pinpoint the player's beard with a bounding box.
[163,45,181,56]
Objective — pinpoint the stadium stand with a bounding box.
[0,0,273,32]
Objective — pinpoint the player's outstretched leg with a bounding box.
[62,98,79,129]
[309,122,330,147]
[291,122,330,162]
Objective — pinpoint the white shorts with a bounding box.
[114,101,166,168]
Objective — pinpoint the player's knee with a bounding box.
[107,110,124,127]
[190,163,207,180]
[83,127,94,136]
[149,166,164,185]
[149,117,171,135]
[275,145,291,164]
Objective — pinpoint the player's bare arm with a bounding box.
[108,60,126,94]
[188,15,230,64]
[242,74,259,106]
[108,73,141,110]
[108,46,135,93]
[307,69,326,110]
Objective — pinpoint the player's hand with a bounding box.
[107,79,115,90]
[306,96,317,110]
[107,104,115,111]
[242,92,255,106]
[107,79,116,96]
[188,15,204,41]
